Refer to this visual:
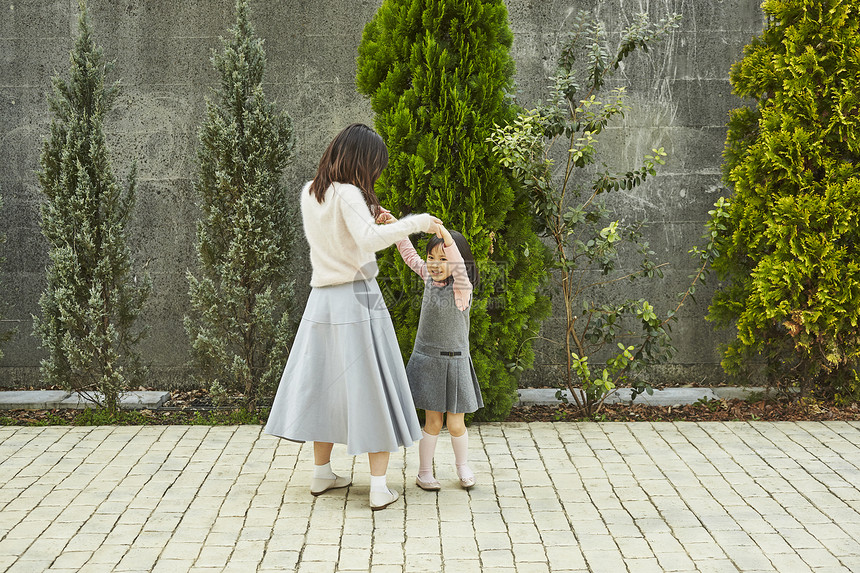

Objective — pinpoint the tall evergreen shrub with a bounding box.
[708,0,860,401]
[0,193,13,360]
[185,0,296,411]
[357,0,550,421]
[35,1,150,412]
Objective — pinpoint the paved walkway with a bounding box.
[1,422,859,573]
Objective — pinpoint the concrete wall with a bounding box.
[0,0,765,389]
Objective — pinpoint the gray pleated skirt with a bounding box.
[264,279,422,455]
[406,350,484,414]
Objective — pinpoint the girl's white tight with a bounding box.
[451,430,474,481]
[418,426,474,482]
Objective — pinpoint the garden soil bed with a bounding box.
[505,399,860,423]
[2,388,860,425]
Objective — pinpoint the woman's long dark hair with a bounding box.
[426,230,479,289]
[309,123,387,217]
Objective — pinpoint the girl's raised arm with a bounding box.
[395,238,429,280]
[442,239,473,311]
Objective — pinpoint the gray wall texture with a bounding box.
[0,0,765,389]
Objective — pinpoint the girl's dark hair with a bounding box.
[309,123,387,217]
[426,230,480,289]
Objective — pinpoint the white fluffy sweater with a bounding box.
[301,181,434,287]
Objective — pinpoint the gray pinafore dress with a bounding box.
[406,280,484,414]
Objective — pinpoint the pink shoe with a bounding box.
[416,475,442,491]
[457,465,476,489]
[458,474,476,489]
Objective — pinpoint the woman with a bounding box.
[264,123,442,510]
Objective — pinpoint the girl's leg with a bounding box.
[368,451,398,510]
[424,410,444,436]
[447,413,475,489]
[310,442,351,496]
[446,413,466,438]
[417,411,443,490]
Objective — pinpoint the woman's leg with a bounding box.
[368,451,398,510]
[417,411,443,489]
[368,451,390,476]
[310,442,351,496]
[313,441,334,465]
[447,413,475,488]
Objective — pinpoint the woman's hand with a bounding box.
[428,216,444,238]
[378,209,443,238]
[376,207,395,224]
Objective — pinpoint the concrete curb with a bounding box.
[0,388,774,410]
[0,390,70,409]
[0,390,170,411]
[516,386,777,407]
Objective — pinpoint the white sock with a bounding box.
[314,462,337,480]
[451,430,474,480]
[369,474,388,494]
[418,429,439,481]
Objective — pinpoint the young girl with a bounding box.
[382,220,483,490]
[264,123,443,511]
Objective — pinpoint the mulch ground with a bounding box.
[506,398,860,423]
[2,388,860,426]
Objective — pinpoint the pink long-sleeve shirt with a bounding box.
[395,238,473,311]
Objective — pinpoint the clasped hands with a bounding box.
[376,207,447,241]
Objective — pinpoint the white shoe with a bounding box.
[369,488,399,511]
[310,474,352,496]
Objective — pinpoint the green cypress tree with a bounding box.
[185,0,296,411]
[35,0,150,413]
[0,192,12,360]
[708,0,860,400]
[357,0,550,421]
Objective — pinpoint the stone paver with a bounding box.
[1,422,859,572]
